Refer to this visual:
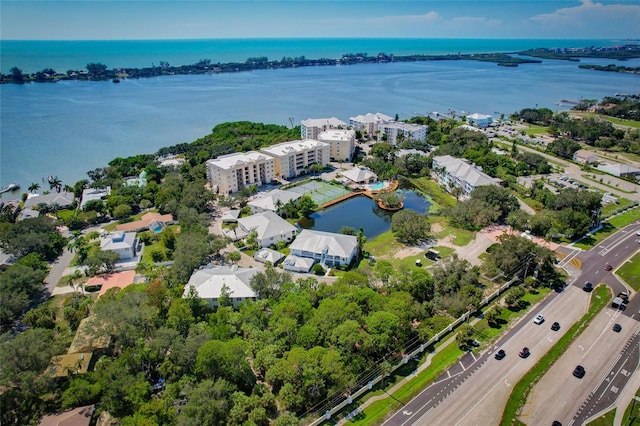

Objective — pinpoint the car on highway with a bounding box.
[583,281,593,292]
[551,322,560,331]
[604,263,612,271]
[495,349,506,360]
[534,314,545,325]
[519,347,530,358]
[573,365,586,378]
[613,323,622,332]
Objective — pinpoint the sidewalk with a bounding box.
[613,362,640,426]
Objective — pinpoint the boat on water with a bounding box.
[0,182,20,193]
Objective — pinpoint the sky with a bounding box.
[1,0,639,40]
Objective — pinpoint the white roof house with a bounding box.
[432,155,501,197]
[289,229,358,267]
[300,117,347,139]
[183,266,260,309]
[317,129,356,162]
[221,209,241,223]
[80,186,111,210]
[206,151,276,194]
[236,211,297,248]
[260,140,330,179]
[100,231,141,260]
[466,113,494,128]
[253,248,285,265]
[24,191,75,209]
[282,255,315,273]
[247,189,301,214]
[349,112,394,135]
[341,167,378,184]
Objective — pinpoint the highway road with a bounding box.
[384,223,640,425]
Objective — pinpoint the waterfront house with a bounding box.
[183,266,260,309]
[300,117,347,140]
[206,151,276,194]
[260,140,330,179]
[379,122,428,145]
[317,129,356,162]
[100,231,141,260]
[80,186,111,210]
[24,191,75,209]
[289,229,358,267]
[465,113,494,128]
[247,189,301,214]
[432,155,501,197]
[233,211,297,248]
[349,112,393,137]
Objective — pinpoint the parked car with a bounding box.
[613,323,622,332]
[583,281,593,292]
[534,314,545,325]
[573,365,586,378]
[604,263,612,271]
[495,349,506,360]
[519,347,530,358]
[551,322,560,331]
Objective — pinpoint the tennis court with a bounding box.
[287,180,351,205]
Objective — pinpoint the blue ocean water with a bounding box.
[0,38,632,74]
[1,38,639,195]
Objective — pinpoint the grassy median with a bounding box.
[500,285,612,426]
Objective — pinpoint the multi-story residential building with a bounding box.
[260,140,329,179]
[349,112,393,137]
[432,155,501,197]
[300,117,347,140]
[289,229,358,267]
[183,266,261,309]
[317,129,356,161]
[379,122,428,145]
[206,151,276,194]
[466,113,494,128]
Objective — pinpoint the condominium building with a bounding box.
[317,129,356,161]
[466,113,494,128]
[300,117,347,140]
[206,151,276,194]
[432,155,501,197]
[379,122,428,145]
[260,140,330,179]
[349,112,393,136]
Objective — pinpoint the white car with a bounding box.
[534,314,545,325]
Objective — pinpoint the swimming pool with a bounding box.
[368,182,384,190]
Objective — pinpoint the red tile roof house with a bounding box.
[85,270,137,298]
[38,405,94,426]
[116,211,175,233]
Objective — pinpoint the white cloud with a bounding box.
[528,1,640,37]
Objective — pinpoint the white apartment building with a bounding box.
[380,122,428,145]
[432,155,501,197]
[206,151,276,194]
[349,112,393,136]
[466,113,494,128]
[300,117,347,140]
[317,129,356,161]
[260,140,330,179]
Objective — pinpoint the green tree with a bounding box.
[9,67,24,83]
[391,209,430,244]
[296,195,317,218]
[195,339,256,393]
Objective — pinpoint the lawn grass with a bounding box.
[587,409,617,426]
[570,111,640,129]
[574,208,640,249]
[522,124,549,135]
[618,252,640,292]
[622,391,640,426]
[500,285,612,426]
[364,231,403,259]
[601,197,632,216]
[408,177,456,213]
[430,216,476,246]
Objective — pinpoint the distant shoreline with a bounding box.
[2,44,639,85]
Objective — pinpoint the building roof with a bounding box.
[597,163,640,176]
[183,266,260,300]
[349,112,393,124]
[68,316,112,354]
[282,255,315,272]
[397,148,429,157]
[18,208,40,221]
[382,122,427,131]
[47,352,93,378]
[466,113,493,120]
[458,124,483,132]
[207,151,273,170]
[261,139,329,157]
[433,155,501,188]
[38,405,95,426]
[116,212,174,232]
[24,191,75,209]
[86,270,137,298]
[254,248,285,264]
[237,211,297,242]
[221,209,241,222]
[79,187,110,210]
[341,167,377,183]
[247,189,301,212]
[290,229,358,258]
[317,129,356,142]
[100,231,137,251]
[159,156,186,167]
[301,117,346,128]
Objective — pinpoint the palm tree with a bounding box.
[48,176,62,193]
[28,182,40,194]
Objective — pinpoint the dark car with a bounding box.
[573,365,586,378]
[552,422,562,426]
[551,322,560,331]
[583,281,593,292]
[613,323,622,332]
[519,347,530,358]
[604,263,613,271]
[495,349,506,360]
